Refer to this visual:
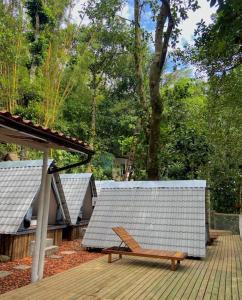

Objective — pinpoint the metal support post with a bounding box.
[38,173,52,279]
[31,149,49,282]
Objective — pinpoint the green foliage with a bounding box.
[210,167,240,213]
[0,2,29,110]
[25,0,55,29]
[158,77,210,179]
[205,67,242,212]
[0,0,241,214]
[85,0,123,23]
[191,0,242,75]
[182,0,242,211]
[91,151,115,179]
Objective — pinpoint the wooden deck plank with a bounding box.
[172,254,213,300]
[185,239,221,300]
[217,235,228,300]
[122,261,175,300]
[235,235,242,299]
[203,236,224,300]
[115,260,170,300]
[160,259,199,300]
[139,259,196,300]
[231,235,240,300]
[209,234,225,300]
[188,242,219,300]
[0,235,241,300]
[46,257,147,299]
[190,238,222,300]
[101,261,159,299]
[225,235,232,300]
[16,258,133,299]
[94,259,153,298]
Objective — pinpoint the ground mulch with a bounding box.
[0,239,103,295]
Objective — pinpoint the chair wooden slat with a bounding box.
[112,227,141,251]
[103,227,187,271]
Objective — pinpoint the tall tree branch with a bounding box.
[147,0,174,179]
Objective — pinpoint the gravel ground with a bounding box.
[0,240,103,295]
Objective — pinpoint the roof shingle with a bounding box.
[60,173,96,224]
[0,161,43,234]
[0,160,70,234]
[82,180,206,257]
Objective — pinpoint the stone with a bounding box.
[29,238,54,256]
[13,265,31,270]
[0,271,12,278]
[49,255,63,259]
[60,251,76,255]
[0,255,10,262]
[45,246,59,257]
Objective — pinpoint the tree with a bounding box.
[0,1,28,111]
[188,0,242,212]
[206,67,242,212]
[24,0,89,127]
[135,0,199,179]
[83,0,134,148]
[190,0,242,75]
[159,76,210,179]
[134,0,149,134]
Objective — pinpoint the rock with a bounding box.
[49,255,63,259]
[60,251,76,255]
[29,238,54,256]
[0,255,10,262]
[45,246,59,257]
[0,271,12,278]
[13,265,31,270]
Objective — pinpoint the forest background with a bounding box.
[0,0,241,213]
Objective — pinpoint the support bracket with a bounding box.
[48,154,92,174]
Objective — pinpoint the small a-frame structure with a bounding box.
[0,111,94,282]
[61,173,96,224]
[83,180,207,258]
[0,160,70,260]
[60,173,97,240]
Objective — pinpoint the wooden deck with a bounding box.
[1,235,242,300]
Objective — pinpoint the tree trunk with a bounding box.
[134,0,147,117]
[147,1,173,179]
[133,0,151,177]
[30,12,40,81]
[90,73,97,148]
[147,59,163,179]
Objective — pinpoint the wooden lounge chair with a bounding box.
[102,227,187,271]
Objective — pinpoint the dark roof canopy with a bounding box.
[0,111,94,154]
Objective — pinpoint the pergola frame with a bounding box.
[0,111,94,282]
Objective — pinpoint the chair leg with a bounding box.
[171,259,177,271]
[108,253,112,263]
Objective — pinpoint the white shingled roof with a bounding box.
[92,180,114,205]
[82,180,206,257]
[0,160,44,234]
[97,180,206,189]
[95,180,115,194]
[60,173,96,224]
[0,160,70,234]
